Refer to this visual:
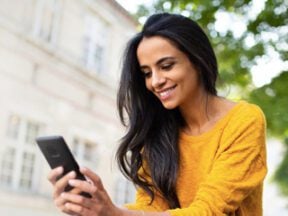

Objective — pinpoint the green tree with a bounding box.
[133,0,288,196]
[250,71,288,195]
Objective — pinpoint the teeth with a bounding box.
[159,87,175,97]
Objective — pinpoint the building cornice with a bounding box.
[103,0,139,26]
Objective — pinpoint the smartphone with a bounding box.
[36,135,91,198]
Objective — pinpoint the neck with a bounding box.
[179,93,219,136]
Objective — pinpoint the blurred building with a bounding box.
[0,0,137,215]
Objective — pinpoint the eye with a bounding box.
[141,70,152,78]
[161,62,174,71]
[144,72,152,78]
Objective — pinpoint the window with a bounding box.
[19,152,35,189]
[33,0,62,42]
[0,114,42,191]
[72,137,80,156]
[93,44,104,73]
[25,121,40,144]
[114,177,135,205]
[0,147,15,186]
[6,115,21,139]
[83,15,110,74]
[72,137,98,163]
[83,142,94,161]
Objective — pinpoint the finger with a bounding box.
[54,187,84,210]
[53,171,76,198]
[69,187,84,195]
[68,179,97,195]
[61,192,92,209]
[55,197,79,216]
[65,202,90,215]
[80,167,104,190]
[47,166,63,184]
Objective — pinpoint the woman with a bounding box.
[48,13,267,216]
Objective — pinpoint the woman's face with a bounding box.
[137,36,204,110]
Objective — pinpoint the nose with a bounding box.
[151,71,166,89]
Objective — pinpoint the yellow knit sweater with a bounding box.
[125,101,267,216]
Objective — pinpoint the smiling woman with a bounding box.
[47,13,267,216]
[137,36,202,110]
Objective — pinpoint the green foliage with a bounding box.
[250,72,288,138]
[250,71,288,196]
[133,0,288,197]
[274,138,288,196]
[248,0,288,32]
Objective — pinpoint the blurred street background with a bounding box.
[0,0,287,215]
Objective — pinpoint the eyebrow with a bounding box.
[139,57,176,70]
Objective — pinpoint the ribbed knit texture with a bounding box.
[125,101,267,216]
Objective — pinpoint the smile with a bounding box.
[157,85,176,100]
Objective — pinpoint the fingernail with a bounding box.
[61,192,66,197]
[68,179,76,185]
[68,171,75,177]
[56,167,63,173]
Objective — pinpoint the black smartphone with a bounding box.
[36,135,91,198]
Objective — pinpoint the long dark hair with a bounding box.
[116,13,218,209]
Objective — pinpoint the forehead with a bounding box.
[136,36,181,64]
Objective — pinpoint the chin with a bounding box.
[161,101,178,110]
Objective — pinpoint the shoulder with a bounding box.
[219,101,267,152]
[230,101,266,125]
[220,100,266,138]
[214,98,265,126]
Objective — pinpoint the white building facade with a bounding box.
[0,0,137,215]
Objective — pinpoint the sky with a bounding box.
[115,0,288,88]
[115,0,151,13]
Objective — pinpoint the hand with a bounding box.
[47,166,84,215]
[60,167,122,216]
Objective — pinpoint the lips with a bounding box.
[157,85,176,100]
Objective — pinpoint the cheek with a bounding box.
[183,75,200,94]
[145,79,152,91]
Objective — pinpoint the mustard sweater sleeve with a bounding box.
[124,187,169,212]
[124,164,170,212]
[168,105,267,216]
